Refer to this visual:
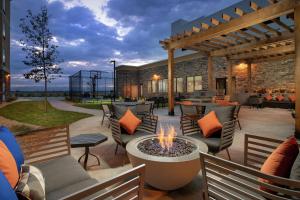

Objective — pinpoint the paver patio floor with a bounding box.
[49,100,295,199]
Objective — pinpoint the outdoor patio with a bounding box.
[59,100,294,199]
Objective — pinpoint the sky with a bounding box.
[11,0,241,91]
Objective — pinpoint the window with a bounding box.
[187,77,194,93]
[174,77,183,93]
[147,81,152,93]
[194,76,202,90]
[152,80,157,93]
[158,79,168,93]
[176,78,183,93]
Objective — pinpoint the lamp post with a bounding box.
[110,60,116,102]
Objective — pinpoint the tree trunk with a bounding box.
[44,78,48,112]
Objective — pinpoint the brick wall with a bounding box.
[116,53,295,98]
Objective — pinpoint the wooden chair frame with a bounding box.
[110,114,158,154]
[201,152,300,200]
[201,134,300,200]
[181,115,236,160]
[16,126,146,200]
[101,104,112,128]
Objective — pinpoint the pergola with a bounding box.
[160,0,300,135]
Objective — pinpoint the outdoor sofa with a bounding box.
[1,125,145,200]
[200,134,300,199]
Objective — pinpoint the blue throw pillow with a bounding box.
[0,126,24,172]
[0,171,18,199]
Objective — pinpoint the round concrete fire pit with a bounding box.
[126,135,208,190]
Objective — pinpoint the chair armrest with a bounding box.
[110,118,122,145]
[16,125,70,164]
[61,164,146,200]
[200,152,300,200]
[137,115,158,134]
[244,134,285,170]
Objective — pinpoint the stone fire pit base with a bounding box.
[126,135,208,191]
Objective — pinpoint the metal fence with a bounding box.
[69,70,113,101]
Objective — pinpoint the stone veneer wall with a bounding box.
[116,53,295,98]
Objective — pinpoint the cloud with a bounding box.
[11,0,241,91]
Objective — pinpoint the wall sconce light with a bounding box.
[152,74,160,80]
[236,62,247,70]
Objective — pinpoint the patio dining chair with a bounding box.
[181,115,236,160]
[101,104,112,128]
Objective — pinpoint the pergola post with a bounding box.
[227,59,233,98]
[247,61,252,92]
[208,55,214,91]
[168,49,175,116]
[295,5,300,137]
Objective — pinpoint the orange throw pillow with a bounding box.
[289,95,296,103]
[0,141,19,188]
[119,109,141,135]
[265,95,273,101]
[260,137,299,192]
[276,95,284,101]
[198,111,223,138]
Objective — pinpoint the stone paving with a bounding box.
[48,100,295,199]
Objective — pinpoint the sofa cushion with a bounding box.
[0,141,19,188]
[15,164,45,200]
[119,109,141,135]
[197,111,222,138]
[0,126,24,172]
[46,178,98,200]
[113,105,137,119]
[0,171,18,200]
[121,130,152,145]
[33,155,91,193]
[188,133,221,153]
[205,105,235,124]
[260,137,299,192]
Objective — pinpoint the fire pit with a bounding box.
[126,126,208,190]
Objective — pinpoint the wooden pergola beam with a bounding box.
[166,0,297,50]
[295,4,300,136]
[211,31,294,56]
[272,18,294,32]
[229,44,295,60]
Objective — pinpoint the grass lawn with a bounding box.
[73,100,112,110]
[0,101,92,127]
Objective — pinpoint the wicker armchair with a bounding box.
[200,134,300,200]
[181,116,236,160]
[110,115,158,154]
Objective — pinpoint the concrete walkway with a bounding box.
[49,100,101,116]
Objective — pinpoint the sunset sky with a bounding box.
[11,0,240,91]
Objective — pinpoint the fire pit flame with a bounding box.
[158,126,176,151]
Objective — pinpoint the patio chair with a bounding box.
[110,114,158,155]
[13,126,146,200]
[181,115,236,160]
[234,104,242,130]
[136,103,151,119]
[200,134,300,199]
[101,104,112,128]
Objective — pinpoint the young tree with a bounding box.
[19,6,62,112]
